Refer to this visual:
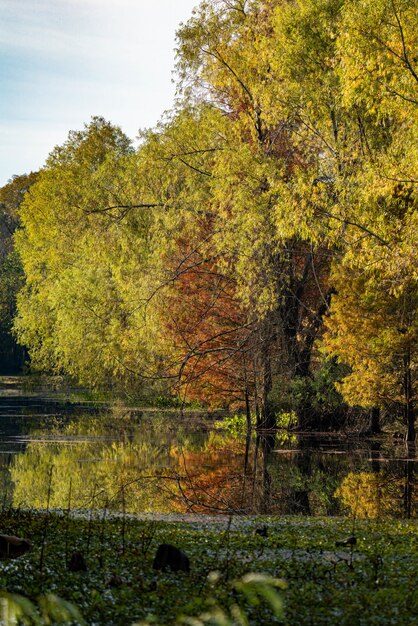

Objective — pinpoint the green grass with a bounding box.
[0,509,416,625]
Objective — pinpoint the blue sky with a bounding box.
[0,0,198,186]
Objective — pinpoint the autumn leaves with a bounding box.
[11,1,417,436]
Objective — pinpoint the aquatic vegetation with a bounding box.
[0,509,416,625]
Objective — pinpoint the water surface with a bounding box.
[0,377,416,518]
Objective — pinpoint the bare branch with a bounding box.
[178,157,212,177]
[200,46,254,104]
[316,207,390,246]
[85,203,165,215]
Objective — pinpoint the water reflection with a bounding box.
[0,378,416,517]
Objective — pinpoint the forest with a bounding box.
[0,0,417,440]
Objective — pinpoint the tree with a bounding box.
[175,0,336,426]
[13,1,417,438]
[14,117,161,390]
[321,0,418,439]
[0,172,38,373]
[324,247,417,441]
[254,0,417,435]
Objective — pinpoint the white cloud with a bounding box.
[0,0,198,185]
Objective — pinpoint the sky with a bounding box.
[0,0,199,186]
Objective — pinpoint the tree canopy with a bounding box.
[7,0,417,438]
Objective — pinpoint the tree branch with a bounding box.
[316,207,390,246]
[85,203,165,215]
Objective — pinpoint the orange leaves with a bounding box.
[159,226,254,408]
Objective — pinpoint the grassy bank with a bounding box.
[0,509,416,625]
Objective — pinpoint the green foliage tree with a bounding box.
[14,118,165,391]
[0,172,38,373]
[12,2,417,437]
[175,0,337,426]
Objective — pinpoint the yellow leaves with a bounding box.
[339,0,418,119]
[323,259,418,410]
[335,471,403,518]
[10,2,417,411]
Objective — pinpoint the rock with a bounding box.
[67,551,87,572]
[255,525,268,537]
[152,543,190,573]
[0,535,32,559]
[335,536,357,547]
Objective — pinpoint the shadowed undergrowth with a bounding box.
[0,509,416,625]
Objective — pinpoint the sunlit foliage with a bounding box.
[335,471,410,518]
[11,1,418,435]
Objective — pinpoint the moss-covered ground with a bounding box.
[0,509,416,625]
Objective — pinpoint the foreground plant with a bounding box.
[0,509,416,625]
[136,573,287,626]
[0,592,85,626]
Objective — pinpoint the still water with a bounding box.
[0,377,416,518]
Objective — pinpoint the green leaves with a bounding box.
[1,510,417,626]
[14,118,164,389]
[0,591,86,626]
[12,1,418,428]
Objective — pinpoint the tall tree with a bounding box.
[14,118,159,390]
[13,1,417,439]
[0,172,38,373]
[321,0,418,439]
[175,0,335,426]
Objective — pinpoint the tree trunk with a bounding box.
[258,319,276,430]
[404,351,415,442]
[369,407,381,435]
[279,250,334,430]
[405,403,415,442]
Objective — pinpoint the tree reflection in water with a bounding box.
[2,407,415,518]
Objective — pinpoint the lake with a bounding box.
[0,377,416,518]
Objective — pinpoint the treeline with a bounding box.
[0,0,416,438]
[0,173,37,373]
